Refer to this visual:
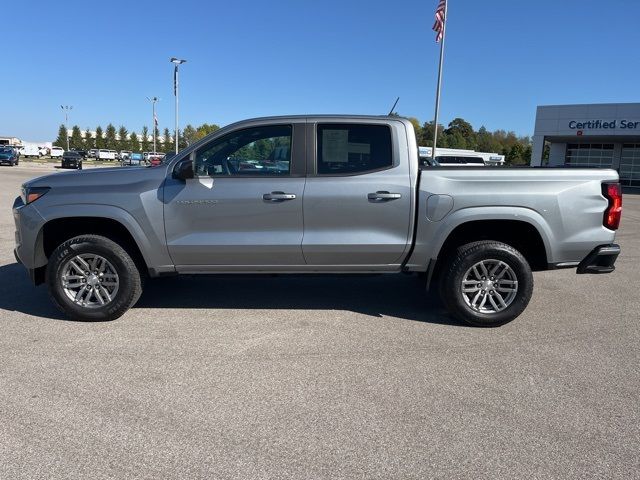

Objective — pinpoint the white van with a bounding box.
[20,145,42,158]
[97,149,116,161]
[50,146,64,158]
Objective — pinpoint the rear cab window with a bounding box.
[316,124,393,175]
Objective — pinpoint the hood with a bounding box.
[25,164,170,190]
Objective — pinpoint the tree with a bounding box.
[507,143,525,165]
[141,126,150,152]
[446,117,474,138]
[182,124,197,146]
[105,124,117,150]
[446,118,476,149]
[54,124,68,149]
[195,123,220,141]
[523,144,533,164]
[445,131,467,149]
[118,126,129,150]
[129,132,140,152]
[163,127,174,152]
[70,126,83,150]
[418,121,445,147]
[83,127,93,149]
[94,126,104,148]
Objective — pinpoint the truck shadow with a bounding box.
[136,274,464,326]
[0,262,464,327]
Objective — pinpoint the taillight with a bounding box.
[602,182,622,230]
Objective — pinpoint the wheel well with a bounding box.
[41,217,148,273]
[432,220,548,279]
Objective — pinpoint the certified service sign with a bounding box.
[568,119,640,130]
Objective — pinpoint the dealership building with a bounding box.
[530,103,640,187]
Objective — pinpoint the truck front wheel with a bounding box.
[46,235,143,321]
[440,241,533,327]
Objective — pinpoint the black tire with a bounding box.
[46,235,142,321]
[439,241,533,327]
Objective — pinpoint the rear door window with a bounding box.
[316,124,393,175]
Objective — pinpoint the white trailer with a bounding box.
[419,146,505,166]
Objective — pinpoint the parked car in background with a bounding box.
[123,152,144,166]
[49,146,64,158]
[61,151,83,169]
[87,149,98,159]
[0,146,19,166]
[148,152,165,166]
[71,149,87,159]
[119,151,132,161]
[97,149,116,161]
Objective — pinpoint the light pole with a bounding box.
[146,96,159,153]
[60,105,72,151]
[170,57,186,154]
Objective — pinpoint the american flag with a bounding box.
[433,0,447,42]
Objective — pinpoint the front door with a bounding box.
[164,122,306,269]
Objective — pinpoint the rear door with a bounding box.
[302,120,413,266]
[163,122,307,269]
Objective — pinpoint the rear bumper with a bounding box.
[577,244,620,274]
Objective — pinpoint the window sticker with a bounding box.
[322,129,349,163]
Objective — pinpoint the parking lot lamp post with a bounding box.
[60,105,72,151]
[170,57,186,155]
[147,96,159,153]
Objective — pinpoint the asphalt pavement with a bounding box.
[0,165,638,479]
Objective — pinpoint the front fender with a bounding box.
[33,204,174,272]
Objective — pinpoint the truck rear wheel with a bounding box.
[46,235,142,321]
[440,241,533,327]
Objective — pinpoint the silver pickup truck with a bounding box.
[13,115,622,326]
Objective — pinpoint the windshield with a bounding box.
[0,148,13,153]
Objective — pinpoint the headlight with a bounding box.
[21,186,50,204]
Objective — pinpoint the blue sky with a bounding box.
[3,0,639,141]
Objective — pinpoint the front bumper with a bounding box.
[577,244,620,274]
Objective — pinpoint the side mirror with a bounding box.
[173,159,194,180]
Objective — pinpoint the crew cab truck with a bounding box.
[12,116,622,326]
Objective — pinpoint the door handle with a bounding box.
[263,191,297,202]
[368,191,402,201]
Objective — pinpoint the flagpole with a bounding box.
[431,0,448,160]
